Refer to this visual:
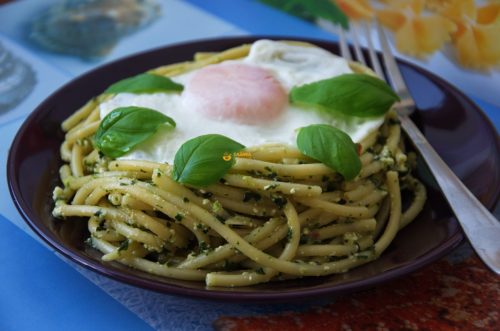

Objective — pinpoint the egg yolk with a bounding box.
[182,62,287,125]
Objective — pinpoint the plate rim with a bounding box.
[7,35,499,302]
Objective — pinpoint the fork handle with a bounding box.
[399,115,500,275]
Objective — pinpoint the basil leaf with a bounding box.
[259,0,348,29]
[173,134,245,187]
[95,106,176,158]
[290,73,400,117]
[104,73,183,95]
[296,124,361,180]
[298,0,348,29]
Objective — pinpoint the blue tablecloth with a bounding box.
[1,1,498,331]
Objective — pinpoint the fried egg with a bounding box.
[99,40,385,163]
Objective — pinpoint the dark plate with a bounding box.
[7,37,500,302]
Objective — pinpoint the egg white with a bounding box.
[99,40,385,163]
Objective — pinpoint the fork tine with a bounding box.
[350,22,367,66]
[375,21,412,101]
[315,18,352,60]
[338,26,352,61]
[362,21,384,78]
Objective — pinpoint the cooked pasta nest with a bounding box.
[52,41,426,287]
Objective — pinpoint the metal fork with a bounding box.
[323,19,500,274]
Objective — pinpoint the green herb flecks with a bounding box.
[242,191,262,202]
[118,240,129,252]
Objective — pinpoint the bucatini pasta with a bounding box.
[52,40,426,287]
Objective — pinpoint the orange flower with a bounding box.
[378,0,425,14]
[477,2,500,26]
[425,0,457,12]
[334,0,373,20]
[439,0,500,69]
[328,0,499,69]
[438,0,476,23]
[377,0,456,57]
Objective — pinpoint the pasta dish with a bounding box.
[52,40,426,287]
